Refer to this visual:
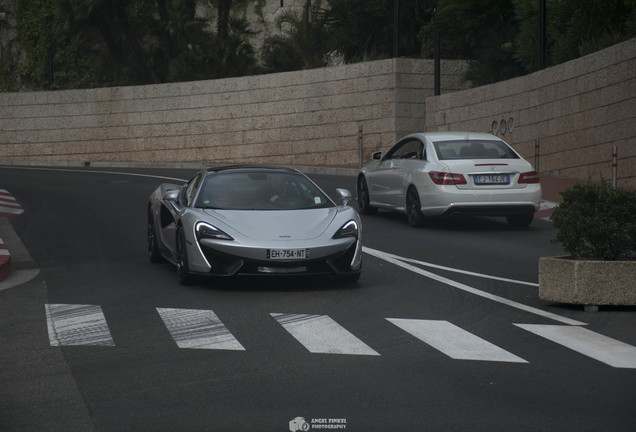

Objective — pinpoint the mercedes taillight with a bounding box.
[428,171,467,185]
[518,171,540,184]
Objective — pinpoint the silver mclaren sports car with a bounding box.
[147,166,362,284]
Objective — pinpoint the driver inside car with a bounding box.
[269,175,291,203]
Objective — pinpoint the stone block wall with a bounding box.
[426,38,636,189]
[0,58,467,168]
[1,38,634,190]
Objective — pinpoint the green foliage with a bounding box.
[420,0,525,85]
[0,47,18,91]
[5,0,636,90]
[551,181,636,260]
[325,0,393,62]
[514,0,636,72]
[512,0,543,71]
[261,34,304,72]
[262,0,331,71]
[327,0,435,63]
[15,0,56,89]
[10,0,257,90]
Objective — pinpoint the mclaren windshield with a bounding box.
[195,170,335,210]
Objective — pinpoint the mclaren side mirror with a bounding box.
[336,188,352,206]
[163,189,179,202]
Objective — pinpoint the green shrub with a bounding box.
[551,181,636,260]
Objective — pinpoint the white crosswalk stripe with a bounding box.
[42,304,636,368]
[157,307,245,350]
[388,318,528,363]
[271,313,380,356]
[46,303,115,347]
[515,324,636,369]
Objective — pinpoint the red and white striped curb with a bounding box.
[0,189,25,218]
[536,200,559,221]
[0,238,11,281]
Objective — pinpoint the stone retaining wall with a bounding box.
[0,59,468,168]
[1,38,634,189]
[426,38,636,189]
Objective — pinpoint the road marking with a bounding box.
[363,247,586,326]
[157,307,245,350]
[388,318,527,363]
[271,313,380,356]
[535,200,559,221]
[0,166,187,183]
[0,238,11,281]
[392,255,538,287]
[45,303,115,347]
[42,304,636,367]
[514,324,636,369]
[0,189,25,217]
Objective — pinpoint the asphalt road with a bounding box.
[1,165,635,432]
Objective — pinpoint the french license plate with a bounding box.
[267,249,309,260]
[474,175,510,184]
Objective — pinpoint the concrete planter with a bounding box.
[539,256,636,308]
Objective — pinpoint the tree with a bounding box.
[11,0,258,89]
[324,0,392,62]
[261,0,332,71]
[514,0,636,72]
[17,0,162,88]
[325,0,435,63]
[217,0,232,39]
[15,0,60,90]
[153,0,218,82]
[8,0,635,91]
[419,0,525,85]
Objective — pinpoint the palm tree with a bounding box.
[325,0,392,62]
[261,0,332,71]
[47,0,165,86]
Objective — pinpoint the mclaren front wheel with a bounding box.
[176,227,195,285]
[147,209,163,263]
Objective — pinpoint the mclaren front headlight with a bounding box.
[332,220,359,239]
[195,221,234,241]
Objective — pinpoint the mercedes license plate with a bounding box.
[267,249,309,260]
[474,174,510,184]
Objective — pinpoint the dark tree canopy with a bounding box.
[2,0,633,91]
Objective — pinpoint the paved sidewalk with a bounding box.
[0,173,578,282]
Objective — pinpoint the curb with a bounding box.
[0,238,10,281]
[536,200,559,221]
[0,218,38,282]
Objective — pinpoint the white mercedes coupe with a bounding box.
[357,132,541,227]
